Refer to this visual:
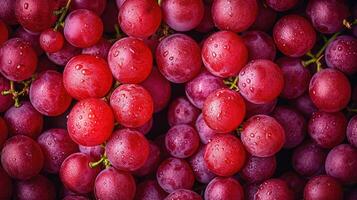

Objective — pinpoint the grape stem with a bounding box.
[89,152,111,169]
[1,77,34,108]
[223,77,239,91]
[347,107,357,113]
[53,0,72,31]
[343,19,357,29]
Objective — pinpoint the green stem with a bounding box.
[315,32,340,58]
[302,58,316,67]
[89,156,105,168]
[114,24,121,39]
[54,0,72,31]
[347,107,357,113]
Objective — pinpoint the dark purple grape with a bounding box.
[0,75,13,112]
[168,97,200,126]
[272,106,306,149]
[37,128,78,173]
[241,31,276,61]
[240,155,276,183]
[289,93,317,118]
[47,42,81,66]
[195,4,215,33]
[304,175,343,200]
[250,0,277,31]
[325,144,357,184]
[14,27,43,55]
[276,57,311,99]
[165,189,202,200]
[0,117,8,148]
[15,175,56,200]
[205,177,244,200]
[79,144,104,160]
[255,179,294,200]
[244,98,277,118]
[265,0,299,11]
[280,171,306,199]
[195,114,220,144]
[4,101,43,139]
[188,145,216,184]
[347,116,357,148]
[134,180,168,200]
[292,140,327,176]
[71,0,107,15]
[244,183,259,200]
[82,38,111,59]
[0,167,12,200]
[133,142,162,177]
[0,0,17,25]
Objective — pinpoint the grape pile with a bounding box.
[0,0,356,200]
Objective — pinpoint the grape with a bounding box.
[63,196,90,200]
[289,93,317,118]
[67,98,114,146]
[273,15,316,57]
[108,37,153,84]
[325,144,357,184]
[325,35,357,75]
[1,135,44,180]
[188,145,216,184]
[204,134,246,176]
[241,115,285,157]
[13,27,43,55]
[0,20,8,45]
[165,124,200,158]
[39,29,64,53]
[106,129,150,171]
[201,31,248,78]
[71,0,107,15]
[0,167,12,200]
[64,9,103,48]
[119,0,161,38]
[0,75,13,112]
[309,68,351,112]
[0,117,8,148]
[110,84,154,128]
[82,38,111,59]
[165,189,202,200]
[141,67,171,112]
[205,177,244,200]
[303,175,343,200]
[116,0,126,8]
[29,70,72,116]
[241,31,276,61]
[203,88,246,133]
[37,128,78,173]
[132,117,153,135]
[211,0,258,32]
[156,34,201,83]
[101,0,118,33]
[265,0,299,11]
[250,0,277,31]
[14,0,61,32]
[240,155,276,183]
[195,4,215,33]
[195,114,220,144]
[15,175,56,200]
[134,180,168,200]
[347,116,357,148]
[168,97,200,126]
[292,140,327,176]
[64,54,113,100]
[244,98,277,118]
[272,106,306,149]
[4,101,43,139]
[0,0,17,25]
[47,41,81,66]
[0,38,37,81]
[255,179,294,200]
[133,142,161,176]
[161,0,204,32]
[185,71,225,109]
[244,183,259,200]
[156,157,195,193]
[306,0,350,34]
[308,111,347,148]
[79,144,104,160]
[59,152,101,194]
[94,167,136,200]
[277,57,311,99]
[238,59,284,104]
[280,171,306,199]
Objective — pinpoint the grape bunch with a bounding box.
[0,0,356,200]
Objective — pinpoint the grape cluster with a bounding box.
[0,0,356,200]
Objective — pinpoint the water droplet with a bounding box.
[24,3,29,9]
[249,87,254,92]
[129,48,135,53]
[214,44,218,48]
[250,133,255,138]
[242,83,246,87]
[169,56,174,60]
[81,69,87,75]
[7,60,12,64]
[19,51,23,56]
[75,64,83,70]
[114,51,119,57]
[246,78,251,83]
[212,52,217,58]
[16,65,22,69]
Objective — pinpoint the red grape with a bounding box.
[273,15,316,57]
[280,171,306,199]
[13,26,43,55]
[202,31,248,78]
[15,175,56,200]
[188,145,216,184]
[1,135,44,180]
[46,41,81,66]
[168,97,200,126]
[108,37,153,84]
[82,38,111,59]
[347,116,357,148]
[67,98,114,146]
[238,59,284,104]
[241,115,285,157]
[204,134,246,176]
[156,157,195,193]
[64,9,103,48]
[119,0,161,38]
[161,0,204,32]
[165,189,202,200]
[0,75,13,112]
[255,179,294,200]
[265,0,299,11]
[110,84,153,128]
[241,31,276,61]
[211,0,258,32]
[37,129,78,173]
[29,70,72,116]
[240,155,277,183]
[71,0,107,15]
[244,98,277,118]
[205,177,244,200]
[64,54,113,100]
[60,152,101,194]
[0,38,37,81]
[203,88,246,133]
[132,117,153,135]
[156,34,201,83]
[134,180,168,200]
[39,29,64,53]
[106,129,150,171]
[0,166,12,199]
[304,175,343,200]
[94,167,136,200]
